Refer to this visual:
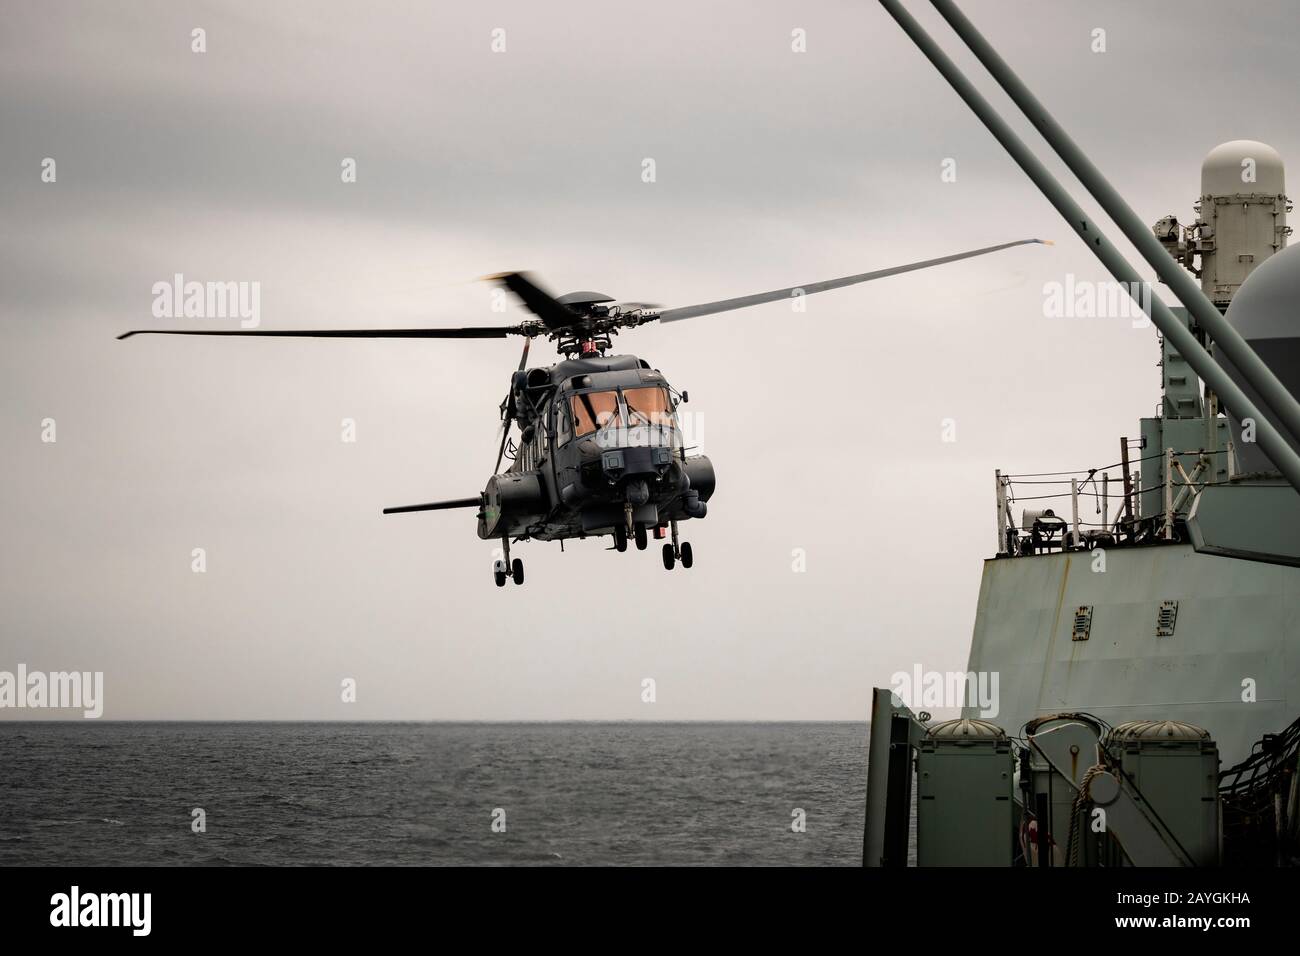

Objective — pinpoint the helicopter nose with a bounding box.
[599,446,672,481]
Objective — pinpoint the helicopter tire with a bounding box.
[661,542,675,570]
[680,541,694,569]
[634,525,648,551]
[494,569,507,587]
[511,558,524,586]
[614,527,628,552]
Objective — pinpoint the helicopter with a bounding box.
[119,238,1044,586]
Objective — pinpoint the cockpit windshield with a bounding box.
[623,386,675,428]
[571,390,620,437]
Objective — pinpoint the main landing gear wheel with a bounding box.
[634,525,648,551]
[493,563,507,587]
[511,558,524,585]
[614,527,628,552]
[662,519,694,571]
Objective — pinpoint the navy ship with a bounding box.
[865,1,1299,868]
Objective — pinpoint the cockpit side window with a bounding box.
[555,397,572,446]
[571,390,620,437]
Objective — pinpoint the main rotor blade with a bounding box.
[654,238,1049,323]
[118,326,521,341]
[382,496,482,515]
[484,272,580,330]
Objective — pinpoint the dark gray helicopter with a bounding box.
[119,239,1043,586]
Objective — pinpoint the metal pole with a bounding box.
[1070,478,1080,548]
[1035,792,1051,867]
[1164,448,1175,540]
[1102,472,1109,532]
[876,0,1300,496]
[996,469,1006,554]
[882,714,914,868]
[1120,437,1134,525]
[930,0,1300,452]
[1172,455,1208,513]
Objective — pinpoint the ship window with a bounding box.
[571,390,620,437]
[623,386,674,428]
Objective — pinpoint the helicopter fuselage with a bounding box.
[478,353,715,549]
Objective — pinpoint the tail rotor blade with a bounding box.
[489,336,531,474]
[493,416,512,474]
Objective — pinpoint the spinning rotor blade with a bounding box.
[492,336,532,474]
[483,272,581,330]
[382,496,482,515]
[492,418,512,475]
[118,326,522,340]
[654,238,1048,323]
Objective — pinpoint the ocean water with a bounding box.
[0,722,869,866]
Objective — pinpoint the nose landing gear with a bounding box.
[613,510,649,553]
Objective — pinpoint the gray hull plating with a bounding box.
[962,544,1299,767]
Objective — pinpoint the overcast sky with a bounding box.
[2,0,1296,719]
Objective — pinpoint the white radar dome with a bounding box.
[1221,242,1300,471]
[1202,140,1285,196]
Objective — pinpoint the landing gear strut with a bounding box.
[662,520,694,571]
[494,536,525,587]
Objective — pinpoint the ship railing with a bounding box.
[993,443,1239,556]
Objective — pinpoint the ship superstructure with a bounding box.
[864,0,1300,867]
[973,140,1298,771]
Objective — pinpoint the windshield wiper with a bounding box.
[579,393,600,434]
